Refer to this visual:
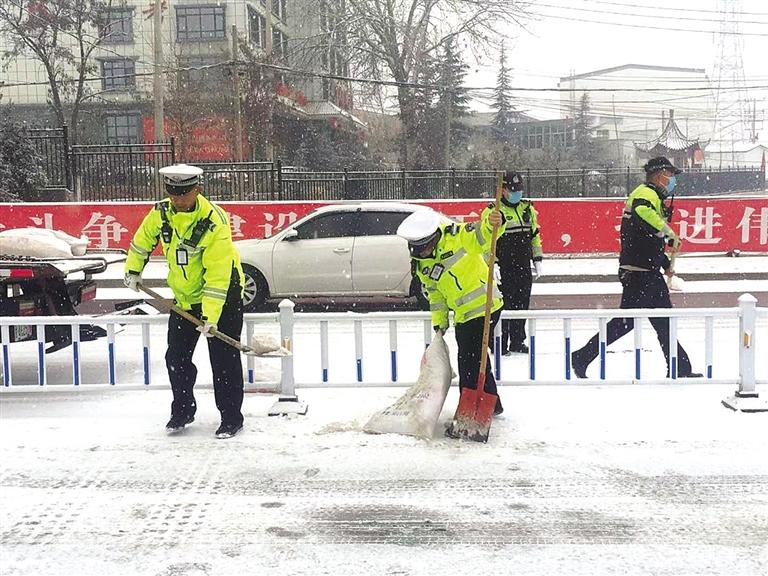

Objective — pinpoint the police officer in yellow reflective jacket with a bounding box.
[397,207,506,415]
[571,156,702,379]
[124,164,247,439]
[482,171,544,355]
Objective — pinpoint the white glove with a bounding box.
[196,322,217,338]
[123,272,141,292]
[533,261,543,280]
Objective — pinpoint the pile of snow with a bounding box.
[0,227,89,258]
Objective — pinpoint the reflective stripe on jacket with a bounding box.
[125,195,245,324]
[413,211,505,329]
[483,198,543,265]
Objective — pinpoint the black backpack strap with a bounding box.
[155,201,173,243]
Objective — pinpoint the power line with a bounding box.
[3,57,768,96]
[537,1,768,25]
[527,8,768,36]
[583,0,768,17]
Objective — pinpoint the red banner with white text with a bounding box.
[0,197,765,254]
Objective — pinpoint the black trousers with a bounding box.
[454,309,502,400]
[573,270,693,376]
[166,273,244,426]
[500,264,532,351]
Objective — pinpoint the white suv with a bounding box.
[234,202,445,311]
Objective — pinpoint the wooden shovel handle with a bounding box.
[138,283,253,353]
[477,171,504,392]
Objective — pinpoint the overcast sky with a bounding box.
[464,0,768,137]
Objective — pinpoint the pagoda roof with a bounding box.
[635,115,709,153]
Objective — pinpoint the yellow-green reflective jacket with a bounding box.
[413,213,505,329]
[125,195,244,324]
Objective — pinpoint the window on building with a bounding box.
[99,9,134,43]
[272,0,287,22]
[101,59,135,91]
[176,5,226,42]
[272,29,288,60]
[104,113,140,144]
[248,5,266,47]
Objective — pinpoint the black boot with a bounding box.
[215,422,243,439]
[166,414,195,433]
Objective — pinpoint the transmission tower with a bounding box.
[711,0,754,163]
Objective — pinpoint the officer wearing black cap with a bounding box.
[571,156,702,379]
[124,164,247,438]
[481,171,544,355]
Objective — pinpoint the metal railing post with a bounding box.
[268,299,307,416]
[62,124,73,193]
[722,294,767,412]
[276,159,283,201]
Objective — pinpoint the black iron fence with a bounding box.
[17,128,768,202]
[28,127,71,193]
[69,142,176,201]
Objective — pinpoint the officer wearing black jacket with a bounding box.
[482,171,543,354]
[571,156,702,379]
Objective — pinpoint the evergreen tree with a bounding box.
[492,42,516,130]
[436,37,470,167]
[572,93,601,165]
[0,112,47,201]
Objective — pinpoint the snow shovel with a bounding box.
[137,284,290,356]
[445,171,504,443]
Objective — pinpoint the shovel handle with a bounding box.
[477,171,504,393]
[137,283,253,354]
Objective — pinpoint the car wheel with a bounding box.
[241,265,269,312]
[410,277,429,310]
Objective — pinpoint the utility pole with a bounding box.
[231,24,244,161]
[611,95,621,165]
[751,99,757,143]
[152,0,164,143]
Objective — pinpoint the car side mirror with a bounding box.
[282,229,299,241]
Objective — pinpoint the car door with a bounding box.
[351,211,413,295]
[272,211,358,295]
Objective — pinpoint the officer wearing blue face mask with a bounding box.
[571,156,702,379]
[481,171,544,355]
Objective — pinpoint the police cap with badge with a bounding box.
[502,171,524,191]
[159,164,204,195]
[643,156,681,175]
[397,209,442,256]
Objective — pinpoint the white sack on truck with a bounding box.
[363,331,454,440]
[0,228,89,258]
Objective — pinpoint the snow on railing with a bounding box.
[0,295,765,412]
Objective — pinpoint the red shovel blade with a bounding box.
[445,376,497,443]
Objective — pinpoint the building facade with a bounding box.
[0,0,362,159]
[559,64,717,167]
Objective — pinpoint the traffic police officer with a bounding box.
[571,156,702,379]
[483,171,543,354]
[124,164,247,438]
[398,207,506,415]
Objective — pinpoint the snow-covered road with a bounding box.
[1,385,766,576]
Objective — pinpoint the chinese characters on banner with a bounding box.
[0,198,765,254]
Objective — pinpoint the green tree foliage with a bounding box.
[0,0,117,141]
[0,112,47,201]
[492,43,516,131]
